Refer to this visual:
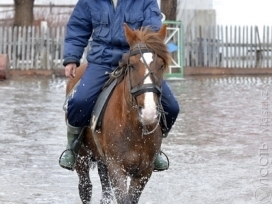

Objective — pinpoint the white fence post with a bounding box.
[40,21,48,69]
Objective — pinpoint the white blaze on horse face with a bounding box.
[139,53,158,124]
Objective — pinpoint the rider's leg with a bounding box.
[154,80,180,171]
[59,123,83,170]
[59,64,113,171]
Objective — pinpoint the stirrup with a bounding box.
[59,149,77,171]
[153,151,170,172]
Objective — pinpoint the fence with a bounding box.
[0,22,183,78]
[3,23,272,74]
[0,24,90,70]
[184,25,272,68]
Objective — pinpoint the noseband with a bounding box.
[127,43,168,135]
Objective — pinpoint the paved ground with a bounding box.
[0,75,272,204]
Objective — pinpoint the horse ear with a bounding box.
[157,24,167,40]
[124,23,136,46]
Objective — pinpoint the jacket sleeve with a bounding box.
[63,0,93,67]
[142,0,162,32]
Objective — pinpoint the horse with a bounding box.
[66,23,171,204]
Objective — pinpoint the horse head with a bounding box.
[123,24,171,134]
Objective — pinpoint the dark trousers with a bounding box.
[67,63,180,130]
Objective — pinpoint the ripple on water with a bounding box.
[0,76,272,203]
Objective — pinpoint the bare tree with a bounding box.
[13,0,34,26]
[161,0,177,21]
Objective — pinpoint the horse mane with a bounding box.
[133,26,171,69]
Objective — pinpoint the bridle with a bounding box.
[126,43,168,135]
[129,43,162,97]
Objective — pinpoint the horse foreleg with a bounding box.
[75,150,93,204]
[97,161,114,204]
[107,164,130,204]
[128,168,153,204]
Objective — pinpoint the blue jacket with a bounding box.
[63,0,162,67]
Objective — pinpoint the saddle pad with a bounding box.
[63,78,117,133]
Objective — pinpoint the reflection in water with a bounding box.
[0,75,271,203]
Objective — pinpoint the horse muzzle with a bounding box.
[138,106,160,126]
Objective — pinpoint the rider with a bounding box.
[59,0,180,171]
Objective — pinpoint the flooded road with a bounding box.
[0,75,272,204]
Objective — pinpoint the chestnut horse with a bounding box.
[67,24,171,204]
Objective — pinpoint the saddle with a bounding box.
[90,65,127,132]
[63,64,127,133]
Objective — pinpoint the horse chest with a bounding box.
[122,150,153,173]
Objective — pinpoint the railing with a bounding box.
[0,26,66,69]
[3,24,272,72]
[0,25,94,70]
[184,25,272,68]
[0,23,183,78]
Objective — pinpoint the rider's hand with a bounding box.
[65,63,77,79]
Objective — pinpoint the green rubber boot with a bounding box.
[59,123,83,171]
[154,151,169,171]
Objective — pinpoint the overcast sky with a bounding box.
[214,0,272,26]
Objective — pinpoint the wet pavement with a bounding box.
[0,75,272,204]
